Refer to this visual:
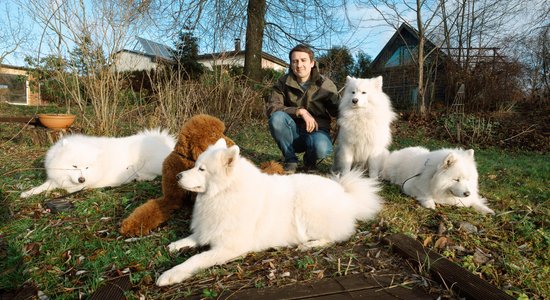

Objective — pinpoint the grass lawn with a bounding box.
[0,104,548,299]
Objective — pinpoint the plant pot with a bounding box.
[37,114,76,130]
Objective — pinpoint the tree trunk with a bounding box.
[417,36,426,115]
[244,0,267,83]
[416,0,426,116]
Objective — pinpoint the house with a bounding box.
[0,64,41,105]
[113,37,288,73]
[113,37,175,72]
[371,23,449,110]
[197,39,288,72]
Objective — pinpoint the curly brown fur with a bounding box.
[259,160,285,175]
[120,114,234,236]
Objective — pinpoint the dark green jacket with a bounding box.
[266,67,339,131]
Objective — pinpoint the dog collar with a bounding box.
[400,159,430,191]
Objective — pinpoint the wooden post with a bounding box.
[383,234,514,300]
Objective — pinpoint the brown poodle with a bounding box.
[120,114,283,236]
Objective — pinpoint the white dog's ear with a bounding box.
[224,145,240,171]
[442,153,457,169]
[374,76,383,91]
[213,138,227,149]
[466,149,474,157]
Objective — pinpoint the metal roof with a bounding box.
[134,36,174,60]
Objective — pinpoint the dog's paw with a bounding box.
[20,190,32,198]
[156,268,191,286]
[420,199,436,210]
[297,239,331,251]
[473,203,495,215]
[168,238,196,253]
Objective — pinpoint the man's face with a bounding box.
[290,51,314,83]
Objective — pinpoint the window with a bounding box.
[385,45,417,67]
[0,74,26,103]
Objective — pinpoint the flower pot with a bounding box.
[37,114,76,130]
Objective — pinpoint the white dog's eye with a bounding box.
[351,91,355,94]
[454,178,460,182]
[362,91,367,94]
[198,166,205,172]
[72,165,78,168]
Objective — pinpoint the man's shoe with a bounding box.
[283,162,298,174]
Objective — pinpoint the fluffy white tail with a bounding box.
[333,170,383,221]
[139,128,176,149]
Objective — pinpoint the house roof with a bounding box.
[371,22,440,68]
[134,36,174,60]
[0,64,30,71]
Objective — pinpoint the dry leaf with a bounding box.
[434,236,448,249]
[473,248,491,264]
[423,236,433,247]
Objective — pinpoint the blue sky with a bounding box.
[0,1,397,67]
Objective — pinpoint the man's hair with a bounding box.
[289,44,314,62]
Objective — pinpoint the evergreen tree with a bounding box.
[172,30,203,80]
[318,46,354,89]
[352,51,373,78]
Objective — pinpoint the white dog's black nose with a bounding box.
[352,98,359,104]
[78,177,85,183]
[463,191,470,197]
[176,173,183,181]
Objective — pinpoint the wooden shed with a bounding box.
[371,23,449,111]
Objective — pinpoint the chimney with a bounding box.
[235,38,241,52]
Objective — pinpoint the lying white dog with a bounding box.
[333,76,396,178]
[156,139,382,286]
[381,146,494,214]
[21,128,175,198]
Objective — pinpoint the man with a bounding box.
[266,44,339,174]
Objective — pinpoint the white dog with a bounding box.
[333,76,396,178]
[381,146,494,214]
[156,139,382,286]
[21,128,175,198]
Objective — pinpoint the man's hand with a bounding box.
[297,108,318,133]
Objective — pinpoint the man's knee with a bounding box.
[269,111,293,132]
[313,134,333,158]
[269,111,290,129]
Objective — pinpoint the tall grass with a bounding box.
[149,69,265,133]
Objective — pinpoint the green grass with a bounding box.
[1,104,548,299]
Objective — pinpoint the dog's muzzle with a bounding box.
[352,98,359,104]
[78,177,86,183]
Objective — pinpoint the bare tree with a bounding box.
[365,0,449,115]
[244,0,266,82]
[17,0,154,134]
[509,25,550,101]
[0,4,30,65]
[155,0,364,82]
[362,0,542,114]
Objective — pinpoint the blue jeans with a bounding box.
[268,111,333,166]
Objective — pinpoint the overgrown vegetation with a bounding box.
[0,100,548,299]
